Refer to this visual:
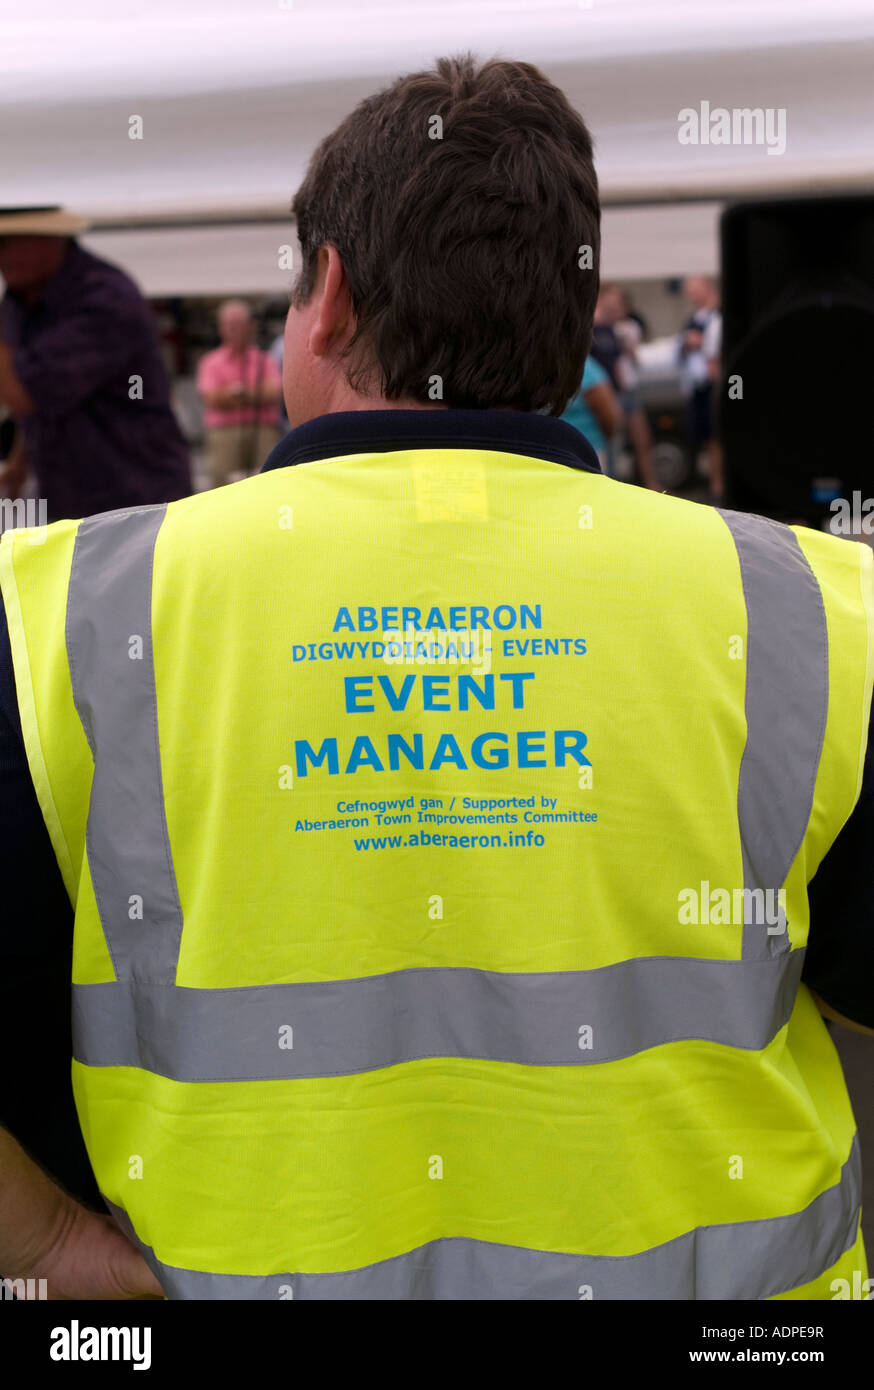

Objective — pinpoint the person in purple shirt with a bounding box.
[0,206,191,521]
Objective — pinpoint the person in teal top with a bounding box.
[560,355,622,470]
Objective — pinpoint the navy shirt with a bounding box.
[0,407,871,1207]
[1,240,191,521]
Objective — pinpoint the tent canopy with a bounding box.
[3,1,872,290]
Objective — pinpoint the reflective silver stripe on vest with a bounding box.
[718,510,829,962]
[104,1132,861,1300]
[73,951,805,1080]
[66,506,183,983]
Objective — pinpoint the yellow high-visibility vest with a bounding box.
[1,444,872,1300]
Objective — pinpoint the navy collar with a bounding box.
[261,408,602,475]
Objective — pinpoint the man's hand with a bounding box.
[202,385,247,411]
[0,1125,164,1300]
[21,1201,165,1301]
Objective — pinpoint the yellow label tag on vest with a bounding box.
[412,456,490,522]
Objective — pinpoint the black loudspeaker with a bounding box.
[720,196,874,525]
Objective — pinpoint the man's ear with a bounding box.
[308,246,354,358]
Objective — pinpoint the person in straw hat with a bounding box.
[0,206,191,521]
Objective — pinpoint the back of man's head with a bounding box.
[291,54,600,415]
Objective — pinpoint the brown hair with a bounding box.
[292,54,600,413]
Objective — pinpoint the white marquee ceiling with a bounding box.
[2,0,872,290]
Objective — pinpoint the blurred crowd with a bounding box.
[561,275,723,499]
[0,220,725,522]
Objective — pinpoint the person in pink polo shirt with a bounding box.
[196,299,283,486]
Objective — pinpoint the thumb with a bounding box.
[91,1217,165,1301]
[40,1207,166,1300]
[100,1221,166,1299]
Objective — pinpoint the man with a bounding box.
[679,273,723,501]
[0,207,191,521]
[196,299,283,486]
[0,56,872,1301]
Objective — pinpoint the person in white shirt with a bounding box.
[679,276,723,502]
[598,284,659,490]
